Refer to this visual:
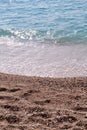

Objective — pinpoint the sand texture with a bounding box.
[0,73,87,130]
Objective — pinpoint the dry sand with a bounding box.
[0,73,87,130]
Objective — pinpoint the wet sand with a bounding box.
[0,73,87,130]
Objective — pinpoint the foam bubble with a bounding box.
[0,36,22,46]
[0,40,87,78]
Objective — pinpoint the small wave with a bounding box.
[0,29,13,37]
[0,28,87,46]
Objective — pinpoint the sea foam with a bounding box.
[0,37,87,78]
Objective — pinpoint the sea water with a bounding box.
[0,0,87,77]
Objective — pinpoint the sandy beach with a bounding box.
[0,73,87,130]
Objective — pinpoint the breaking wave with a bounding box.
[0,28,87,46]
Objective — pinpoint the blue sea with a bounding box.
[0,0,87,77]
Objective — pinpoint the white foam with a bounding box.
[0,38,87,77]
[0,36,22,46]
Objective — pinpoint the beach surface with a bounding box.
[0,73,87,130]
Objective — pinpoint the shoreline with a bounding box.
[1,43,87,78]
[0,72,87,130]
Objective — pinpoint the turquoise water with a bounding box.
[1,0,87,77]
[0,0,87,44]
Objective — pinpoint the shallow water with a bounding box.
[1,43,87,77]
[0,0,87,77]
